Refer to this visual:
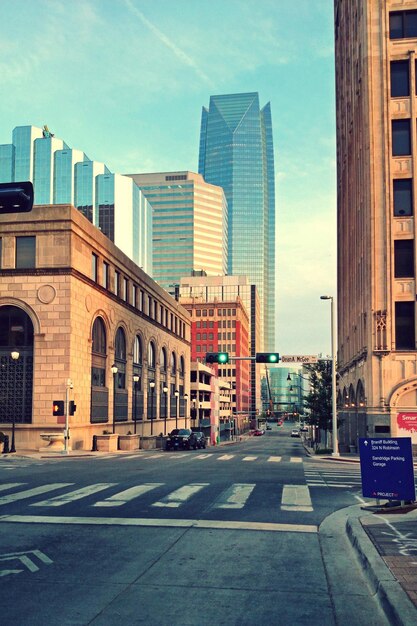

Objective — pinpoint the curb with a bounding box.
[346,514,417,626]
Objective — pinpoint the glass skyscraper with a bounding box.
[198,92,276,350]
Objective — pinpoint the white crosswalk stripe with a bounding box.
[93,483,164,507]
[152,483,209,508]
[0,484,73,506]
[242,456,257,462]
[32,484,117,507]
[281,485,313,512]
[268,456,282,463]
[217,454,235,461]
[214,484,255,509]
[0,483,25,493]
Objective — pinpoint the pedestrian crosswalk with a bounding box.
[0,480,319,514]
[304,467,362,489]
[102,453,301,464]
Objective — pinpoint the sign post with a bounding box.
[359,437,415,504]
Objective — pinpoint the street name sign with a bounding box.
[280,355,318,364]
[359,437,415,501]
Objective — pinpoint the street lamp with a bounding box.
[10,351,19,453]
[133,374,139,434]
[174,389,179,429]
[199,402,203,430]
[163,386,168,435]
[111,364,118,434]
[320,295,339,456]
[184,393,188,429]
[149,381,155,435]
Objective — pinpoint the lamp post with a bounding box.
[199,402,203,430]
[133,374,139,434]
[10,351,19,453]
[163,386,168,435]
[320,295,339,456]
[64,378,73,455]
[149,381,155,435]
[184,393,188,429]
[111,364,118,434]
[174,389,179,429]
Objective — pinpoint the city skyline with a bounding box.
[0,0,336,356]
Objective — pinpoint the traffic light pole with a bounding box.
[64,378,72,455]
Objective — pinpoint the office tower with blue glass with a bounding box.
[0,125,152,274]
[198,92,276,350]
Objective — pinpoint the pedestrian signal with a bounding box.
[52,400,65,416]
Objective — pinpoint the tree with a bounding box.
[303,361,332,444]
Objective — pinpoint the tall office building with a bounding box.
[0,125,152,274]
[334,1,417,449]
[127,171,227,290]
[198,92,276,351]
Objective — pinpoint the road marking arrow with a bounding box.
[0,549,53,576]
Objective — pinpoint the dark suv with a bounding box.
[165,428,197,451]
[192,431,207,449]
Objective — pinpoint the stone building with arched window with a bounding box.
[0,204,190,451]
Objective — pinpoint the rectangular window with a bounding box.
[15,236,35,268]
[395,301,415,349]
[114,270,120,296]
[391,60,410,97]
[102,261,109,289]
[122,277,128,302]
[392,119,411,156]
[390,11,417,39]
[92,253,98,282]
[394,179,413,216]
[133,284,138,308]
[394,240,414,277]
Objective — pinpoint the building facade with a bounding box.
[180,296,250,432]
[0,125,153,274]
[178,274,261,416]
[0,204,190,451]
[126,171,228,292]
[198,92,276,351]
[335,0,417,450]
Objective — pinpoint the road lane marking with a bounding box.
[152,483,209,508]
[281,485,313,512]
[0,484,73,506]
[242,456,257,462]
[267,456,282,463]
[217,455,234,461]
[0,484,25,493]
[290,457,303,463]
[93,483,164,507]
[0,515,318,533]
[215,484,256,509]
[32,484,116,507]
[194,454,211,460]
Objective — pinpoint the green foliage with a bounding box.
[303,361,333,432]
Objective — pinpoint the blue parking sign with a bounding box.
[359,437,415,501]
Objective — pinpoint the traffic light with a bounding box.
[205,352,229,364]
[255,352,280,363]
[52,401,65,416]
[69,401,77,416]
[0,182,33,214]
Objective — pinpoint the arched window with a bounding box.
[92,317,106,355]
[134,335,142,365]
[91,317,107,388]
[171,352,176,376]
[148,341,156,369]
[179,355,185,378]
[115,327,126,389]
[0,305,34,425]
[160,347,167,372]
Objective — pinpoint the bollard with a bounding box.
[91,435,98,452]
[2,435,10,454]
[117,436,121,450]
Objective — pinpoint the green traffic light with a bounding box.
[269,354,278,363]
[218,352,228,364]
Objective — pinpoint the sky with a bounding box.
[0,0,336,357]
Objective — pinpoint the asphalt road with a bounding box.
[0,424,389,625]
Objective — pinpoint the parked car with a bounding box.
[253,429,265,436]
[165,428,197,450]
[291,429,301,438]
[192,431,207,449]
